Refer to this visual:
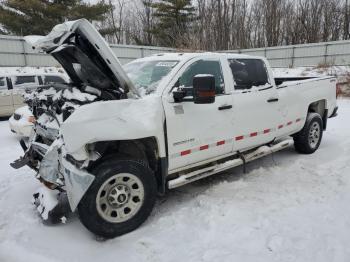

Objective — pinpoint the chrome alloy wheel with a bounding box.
[96,173,145,223]
[308,122,321,149]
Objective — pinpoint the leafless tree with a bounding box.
[99,0,350,50]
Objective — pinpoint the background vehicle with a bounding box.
[0,72,68,117]
[12,19,337,239]
[8,106,35,137]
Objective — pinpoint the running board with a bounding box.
[168,139,293,189]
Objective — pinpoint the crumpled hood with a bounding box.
[60,96,165,155]
[24,19,140,98]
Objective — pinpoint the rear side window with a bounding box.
[43,75,66,84]
[0,77,6,90]
[228,59,269,90]
[179,60,225,94]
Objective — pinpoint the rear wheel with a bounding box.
[293,113,323,154]
[78,159,157,239]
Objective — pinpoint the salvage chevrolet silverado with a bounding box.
[11,19,338,238]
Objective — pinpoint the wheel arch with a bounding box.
[307,99,328,130]
[87,137,167,195]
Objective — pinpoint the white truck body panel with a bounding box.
[59,52,337,175]
[61,95,167,159]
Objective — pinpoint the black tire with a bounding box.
[293,112,323,154]
[78,159,157,239]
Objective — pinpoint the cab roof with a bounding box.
[132,52,264,63]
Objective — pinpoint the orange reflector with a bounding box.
[198,90,215,97]
[28,116,36,123]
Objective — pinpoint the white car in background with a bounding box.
[0,72,68,117]
[9,105,35,137]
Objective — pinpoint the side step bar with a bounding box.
[168,139,293,189]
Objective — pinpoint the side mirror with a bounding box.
[193,74,216,104]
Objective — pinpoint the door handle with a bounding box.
[218,105,233,110]
[267,98,279,103]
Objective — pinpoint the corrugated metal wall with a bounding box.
[226,40,350,67]
[0,35,175,67]
[2,35,350,68]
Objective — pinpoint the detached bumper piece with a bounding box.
[10,140,49,171]
[32,188,71,224]
[10,140,30,169]
[10,156,30,169]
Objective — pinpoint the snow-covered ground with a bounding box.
[0,100,350,262]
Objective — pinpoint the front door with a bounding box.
[163,58,235,171]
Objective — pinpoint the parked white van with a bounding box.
[0,72,68,117]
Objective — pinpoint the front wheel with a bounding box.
[293,112,323,154]
[78,159,157,239]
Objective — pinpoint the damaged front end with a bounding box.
[11,18,138,223]
[11,86,99,223]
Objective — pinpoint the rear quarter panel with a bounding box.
[276,77,337,137]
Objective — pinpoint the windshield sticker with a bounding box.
[156,61,178,67]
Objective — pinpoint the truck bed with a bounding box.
[275,76,337,120]
[274,76,317,86]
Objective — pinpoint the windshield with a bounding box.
[124,60,178,96]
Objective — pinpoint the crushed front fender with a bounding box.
[61,157,95,211]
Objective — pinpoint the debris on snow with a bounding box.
[33,187,59,221]
[60,216,67,224]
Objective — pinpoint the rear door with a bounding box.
[228,58,283,152]
[0,77,13,117]
[163,57,235,171]
[11,75,39,110]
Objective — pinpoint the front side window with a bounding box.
[178,60,225,94]
[228,59,269,90]
[124,60,178,96]
[0,77,6,90]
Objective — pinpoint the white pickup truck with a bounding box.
[12,19,338,239]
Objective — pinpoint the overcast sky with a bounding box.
[83,0,99,3]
